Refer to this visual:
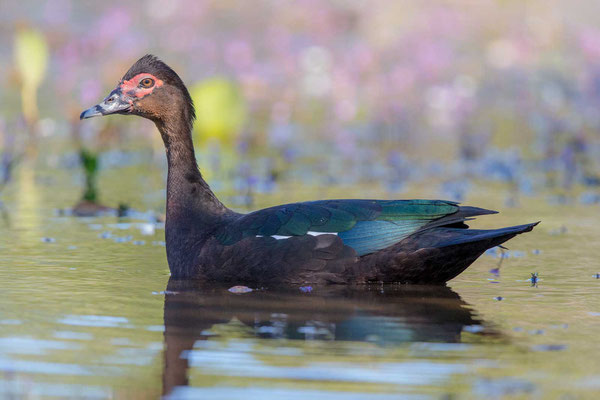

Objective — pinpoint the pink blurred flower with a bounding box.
[79,79,102,104]
[579,28,600,62]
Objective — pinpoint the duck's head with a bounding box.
[80,55,195,125]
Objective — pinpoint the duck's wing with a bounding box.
[215,199,496,256]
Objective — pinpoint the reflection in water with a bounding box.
[162,279,495,397]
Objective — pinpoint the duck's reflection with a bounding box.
[162,279,493,397]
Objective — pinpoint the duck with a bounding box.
[80,55,538,285]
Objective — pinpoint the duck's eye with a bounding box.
[140,78,154,88]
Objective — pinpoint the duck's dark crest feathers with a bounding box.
[123,54,196,123]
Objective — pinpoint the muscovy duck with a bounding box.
[81,55,538,285]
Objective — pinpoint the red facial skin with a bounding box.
[119,73,164,99]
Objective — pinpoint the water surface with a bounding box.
[1,164,599,399]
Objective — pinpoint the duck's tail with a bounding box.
[366,221,539,284]
[429,221,540,248]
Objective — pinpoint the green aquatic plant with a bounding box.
[71,147,112,216]
[79,148,99,203]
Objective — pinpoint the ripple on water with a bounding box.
[473,377,537,398]
[53,331,94,341]
[0,382,111,399]
[0,357,91,376]
[166,387,429,400]
[0,337,80,355]
[185,340,468,386]
[57,315,131,328]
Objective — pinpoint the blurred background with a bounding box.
[3,2,600,398]
[2,0,600,210]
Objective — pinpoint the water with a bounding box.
[1,163,599,399]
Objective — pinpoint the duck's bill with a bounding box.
[80,89,132,119]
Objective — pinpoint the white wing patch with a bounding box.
[256,235,292,240]
[271,235,292,240]
[307,231,338,236]
[256,231,338,240]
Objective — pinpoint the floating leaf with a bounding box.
[228,285,253,294]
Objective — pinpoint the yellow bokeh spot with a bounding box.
[14,28,49,125]
[190,78,246,146]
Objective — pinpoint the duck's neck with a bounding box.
[156,113,229,275]
[158,117,226,216]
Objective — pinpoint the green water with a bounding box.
[1,162,599,399]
